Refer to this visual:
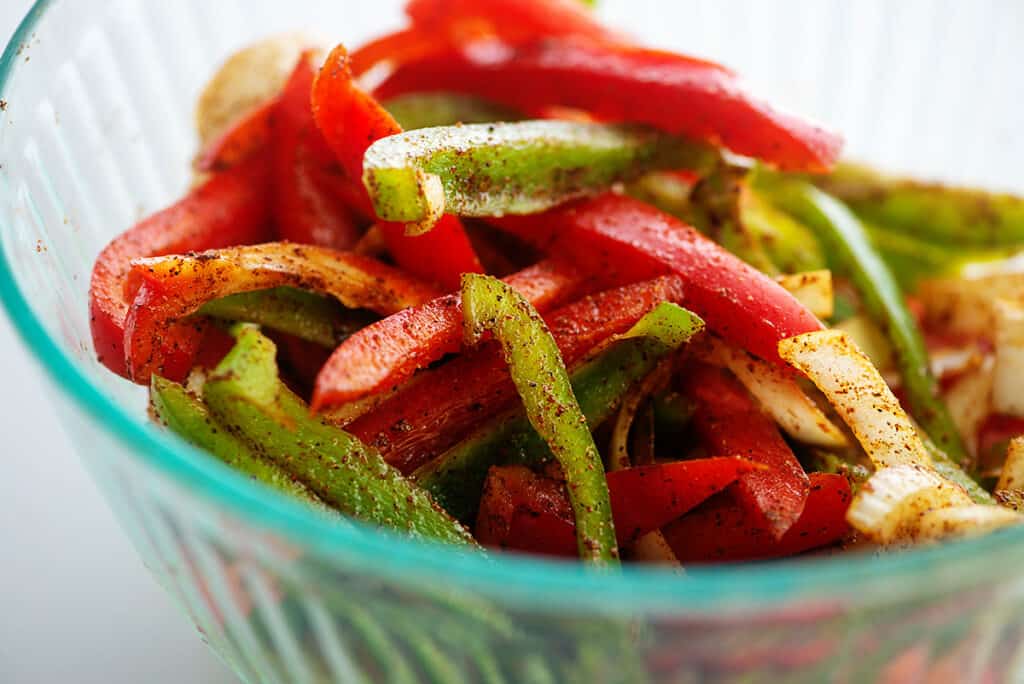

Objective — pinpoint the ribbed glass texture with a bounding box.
[2,1,1024,682]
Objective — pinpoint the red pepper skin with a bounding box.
[347,275,686,473]
[89,156,273,378]
[122,244,440,383]
[273,55,362,250]
[311,45,482,289]
[475,458,754,557]
[350,28,444,77]
[682,362,810,539]
[375,39,842,172]
[663,473,851,563]
[493,193,823,366]
[195,100,276,173]
[311,259,585,410]
[978,413,1024,456]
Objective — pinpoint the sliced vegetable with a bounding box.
[414,301,703,521]
[150,376,329,509]
[779,330,931,469]
[834,315,895,372]
[682,362,810,539]
[702,338,848,449]
[312,259,585,409]
[663,473,851,563]
[765,182,968,464]
[475,458,753,557]
[460,273,617,563]
[916,505,1021,541]
[202,326,476,545]
[195,99,275,173]
[312,44,482,290]
[382,93,522,131]
[776,270,833,320]
[122,243,439,382]
[742,189,827,274]
[89,156,273,378]
[375,39,843,172]
[272,53,361,250]
[362,121,715,232]
[943,356,994,458]
[918,272,1024,339]
[996,437,1024,510]
[492,193,823,365]
[845,464,970,545]
[993,300,1024,417]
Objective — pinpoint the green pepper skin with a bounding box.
[381,93,522,131]
[149,375,330,509]
[765,183,971,468]
[813,163,1024,248]
[363,121,717,232]
[202,325,477,546]
[460,274,627,563]
[198,287,376,348]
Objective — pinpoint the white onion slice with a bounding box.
[993,300,1024,417]
[776,270,834,320]
[943,356,994,458]
[917,505,1021,541]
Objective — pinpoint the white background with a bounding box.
[0,5,236,684]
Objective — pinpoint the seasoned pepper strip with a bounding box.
[202,326,476,546]
[414,302,705,522]
[149,376,330,510]
[460,273,618,563]
[362,121,716,233]
[198,287,375,348]
[123,243,440,383]
[374,39,843,172]
[765,182,970,466]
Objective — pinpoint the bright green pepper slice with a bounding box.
[149,375,330,510]
[764,182,972,468]
[416,302,703,523]
[363,120,717,234]
[198,287,377,348]
[202,325,477,546]
[459,277,696,563]
[382,93,522,131]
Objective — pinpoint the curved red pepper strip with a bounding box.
[274,54,362,250]
[350,27,443,78]
[312,258,586,410]
[375,38,842,172]
[122,243,441,383]
[311,45,483,289]
[347,275,686,473]
[493,193,823,366]
[663,473,851,563]
[195,100,276,173]
[475,458,756,557]
[681,362,809,539]
[88,156,274,378]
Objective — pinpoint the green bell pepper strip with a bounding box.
[198,287,377,348]
[460,273,628,564]
[764,181,972,468]
[381,93,522,131]
[812,162,1024,248]
[363,120,717,234]
[202,325,477,546]
[149,375,331,510]
[415,302,704,523]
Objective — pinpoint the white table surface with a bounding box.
[0,5,237,683]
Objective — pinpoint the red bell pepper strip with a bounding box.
[350,28,446,78]
[195,100,275,173]
[405,0,626,46]
[374,39,843,173]
[681,362,810,539]
[311,44,482,289]
[122,243,441,383]
[493,193,823,365]
[311,258,586,410]
[475,458,756,557]
[89,156,273,378]
[273,54,362,250]
[347,275,686,473]
[663,473,851,563]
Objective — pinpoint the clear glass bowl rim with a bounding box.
[3,0,1021,614]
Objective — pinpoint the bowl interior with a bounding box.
[3,0,1024,615]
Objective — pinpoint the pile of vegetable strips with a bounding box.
[90,0,1024,567]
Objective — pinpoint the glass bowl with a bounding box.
[2,1,1024,681]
